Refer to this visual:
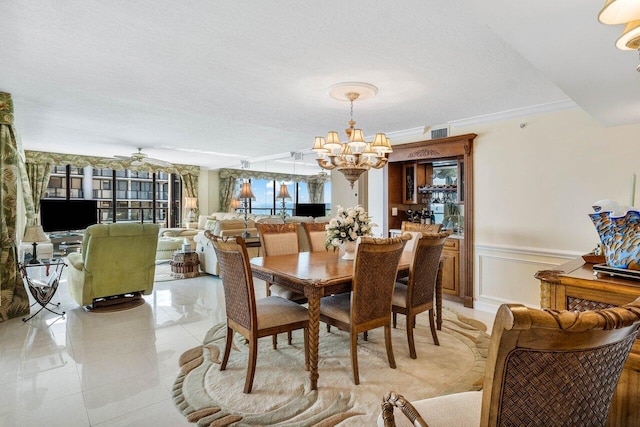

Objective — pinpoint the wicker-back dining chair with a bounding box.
[256,222,306,346]
[256,222,306,300]
[379,298,640,426]
[392,231,449,359]
[209,233,309,394]
[319,235,409,385]
[302,222,329,252]
[400,221,442,234]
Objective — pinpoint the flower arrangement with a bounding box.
[325,205,376,250]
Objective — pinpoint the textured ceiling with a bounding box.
[1,0,636,173]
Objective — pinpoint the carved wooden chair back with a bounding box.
[302,222,328,252]
[381,299,640,426]
[257,222,299,256]
[401,221,442,234]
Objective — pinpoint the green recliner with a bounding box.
[67,223,160,307]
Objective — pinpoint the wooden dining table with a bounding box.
[250,250,442,390]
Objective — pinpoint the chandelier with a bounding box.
[311,82,392,189]
[598,0,640,71]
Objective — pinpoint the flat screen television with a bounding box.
[294,203,326,218]
[40,199,98,233]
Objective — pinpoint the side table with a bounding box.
[170,251,200,279]
[20,258,66,322]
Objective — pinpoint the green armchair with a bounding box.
[67,223,160,307]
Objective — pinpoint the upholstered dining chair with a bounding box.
[392,231,449,359]
[302,222,328,252]
[379,298,640,427]
[320,235,409,385]
[400,221,443,234]
[256,222,304,299]
[210,234,310,394]
[256,222,306,345]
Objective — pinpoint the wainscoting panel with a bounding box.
[474,243,580,313]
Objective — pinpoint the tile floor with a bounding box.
[0,266,495,427]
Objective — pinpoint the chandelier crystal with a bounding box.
[311,83,392,189]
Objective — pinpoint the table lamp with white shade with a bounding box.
[229,198,242,211]
[22,225,49,264]
[184,197,197,225]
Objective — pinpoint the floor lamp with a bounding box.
[239,181,256,238]
[277,182,292,220]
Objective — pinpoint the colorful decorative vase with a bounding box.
[589,209,640,270]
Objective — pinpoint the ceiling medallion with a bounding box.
[311,82,392,189]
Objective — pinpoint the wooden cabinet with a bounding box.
[536,259,640,426]
[386,133,476,307]
[441,238,460,295]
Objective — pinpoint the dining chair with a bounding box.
[379,298,640,426]
[256,222,307,345]
[400,221,442,234]
[302,222,329,252]
[210,234,310,394]
[392,231,448,359]
[319,235,409,385]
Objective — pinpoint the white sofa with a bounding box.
[194,212,330,275]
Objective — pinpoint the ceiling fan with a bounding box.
[114,147,173,167]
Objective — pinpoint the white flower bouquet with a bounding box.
[325,205,377,250]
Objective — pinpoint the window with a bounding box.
[242,179,330,217]
[45,165,175,227]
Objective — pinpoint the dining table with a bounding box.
[250,250,442,390]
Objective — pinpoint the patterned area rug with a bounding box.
[172,308,489,426]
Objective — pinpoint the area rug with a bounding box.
[172,308,489,426]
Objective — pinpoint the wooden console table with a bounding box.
[536,258,640,426]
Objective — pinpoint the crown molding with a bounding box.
[385,126,427,140]
[447,99,578,128]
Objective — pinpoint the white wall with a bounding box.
[368,107,640,312]
[197,169,219,215]
[331,171,359,211]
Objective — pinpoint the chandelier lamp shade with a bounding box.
[277,182,292,219]
[238,181,256,238]
[598,0,640,70]
[311,82,392,189]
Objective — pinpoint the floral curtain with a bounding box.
[218,168,329,184]
[218,168,329,212]
[25,162,52,224]
[218,176,238,213]
[307,180,325,203]
[181,172,199,215]
[25,150,200,176]
[0,92,30,321]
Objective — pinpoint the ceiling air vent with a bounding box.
[429,125,449,140]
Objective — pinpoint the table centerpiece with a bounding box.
[325,205,376,260]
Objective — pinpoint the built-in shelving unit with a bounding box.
[386,133,477,308]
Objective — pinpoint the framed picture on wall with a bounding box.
[402,163,417,204]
